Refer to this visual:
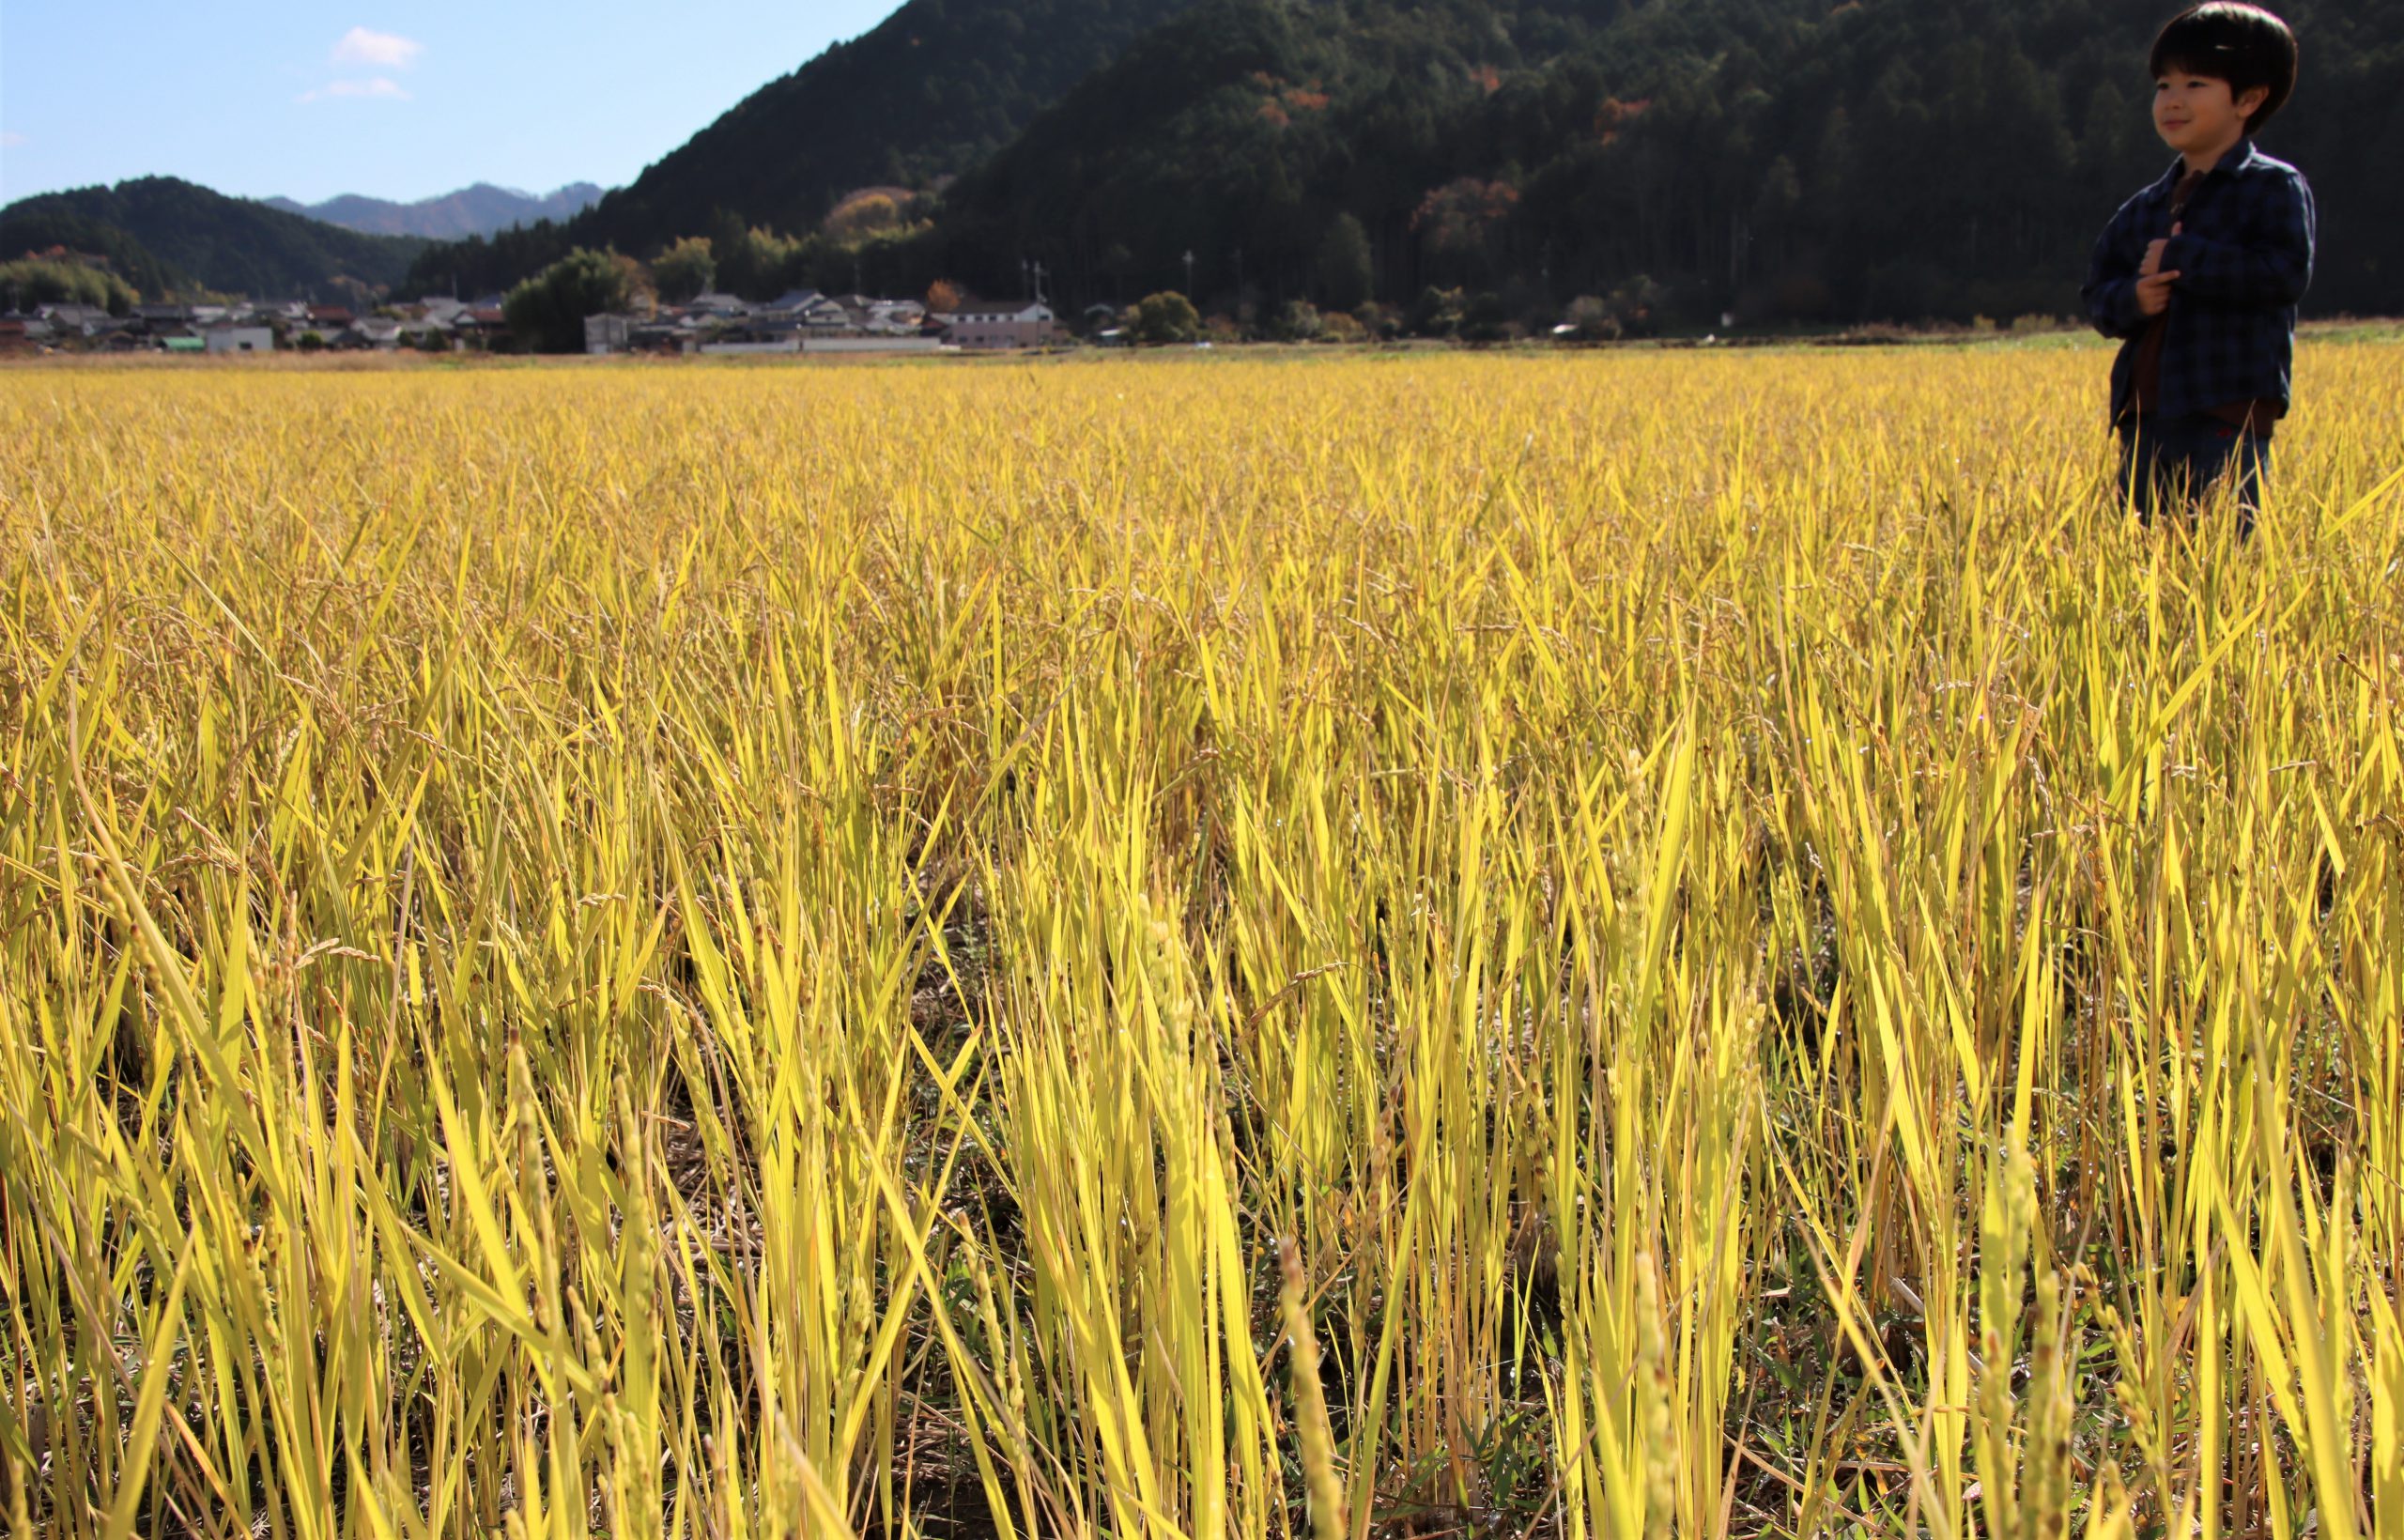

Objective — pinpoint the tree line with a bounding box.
[414,0,2399,335]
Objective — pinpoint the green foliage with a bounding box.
[1,177,423,298]
[503,249,640,353]
[1409,285,1464,339]
[1457,290,1512,345]
[0,208,188,299]
[1318,308,1366,344]
[1132,290,1200,345]
[402,218,575,303]
[1271,298,1323,342]
[1317,213,1373,311]
[651,236,717,303]
[0,258,138,315]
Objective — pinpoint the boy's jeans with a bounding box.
[2117,413,2270,539]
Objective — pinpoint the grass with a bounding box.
[2,344,2401,1537]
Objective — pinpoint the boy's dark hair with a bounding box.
[2150,4,2299,135]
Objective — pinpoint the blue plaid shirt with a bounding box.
[2080,139,2315,424]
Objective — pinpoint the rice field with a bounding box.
[3,344,2402,1538]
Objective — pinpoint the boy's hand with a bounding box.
[2140,223,2183,280]
[2135,270,2181,316]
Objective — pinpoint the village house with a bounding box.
[345,316,405,349]
[247,300,309,326]
[858,297,928,334]
[450,306,508,345]
[39,302,116,337]
[633,319,696,354]
[584,314,632,355]
[942,299,1057,350]
[758,289,825,322]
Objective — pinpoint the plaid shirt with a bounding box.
[2081,139,2315,424]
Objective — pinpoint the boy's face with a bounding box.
[2153,69,2271,158]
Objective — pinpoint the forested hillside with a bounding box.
[405,0,1201,298]
[934,0,2401,324]
[1,177,424,299]
[0,203,193,300]
[399,0,2401,328]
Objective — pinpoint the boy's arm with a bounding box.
[2080,205,2147,339]
[2161,170,2315,307]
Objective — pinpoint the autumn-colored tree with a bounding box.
[611,253,656,315]
[1410,178,1520,258]
[925,280,963,315]
[824,191,904,240]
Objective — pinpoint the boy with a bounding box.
[2080,3,2312,537]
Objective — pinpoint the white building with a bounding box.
[204,327,274,355]
[585,314,632,355]
[942,300,1056,350]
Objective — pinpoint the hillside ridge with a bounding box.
[2,177,424,300]
[264,183,606,241]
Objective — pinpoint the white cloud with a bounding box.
[299,77,412,103]
[331,26,423,69]
[0,131,26,148]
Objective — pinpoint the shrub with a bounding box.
[1272,300,1323,343]
[1132,290,1201,346]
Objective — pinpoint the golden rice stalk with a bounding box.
[1279,1238,1347,1540]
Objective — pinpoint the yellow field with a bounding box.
[3,346,2402,1538]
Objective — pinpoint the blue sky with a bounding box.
[1,0,898,206]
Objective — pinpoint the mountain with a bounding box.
[930,0,2404,326]
[265,183,606,240]
[579,0,1203,247]
[0,202,194,299]
[404,0,1203,296]
[1,177,425,299]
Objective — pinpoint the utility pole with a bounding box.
[1182,249,1194,298]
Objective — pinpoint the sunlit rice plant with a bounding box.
[1,343,2401,1537]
